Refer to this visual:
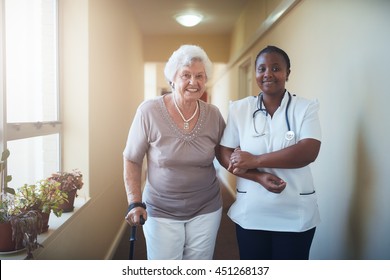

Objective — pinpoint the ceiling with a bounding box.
[128,0,250,35]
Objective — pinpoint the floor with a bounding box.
[112,184,239,260]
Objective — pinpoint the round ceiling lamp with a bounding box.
[174,13,203,27]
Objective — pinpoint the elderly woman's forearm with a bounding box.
[123,157,143,204]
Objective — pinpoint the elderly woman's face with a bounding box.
[174,60,207,100]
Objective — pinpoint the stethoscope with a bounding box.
[252,91,295,141]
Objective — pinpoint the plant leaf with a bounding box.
[1,149,10,161]
[5,186,15,195]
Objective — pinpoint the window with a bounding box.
[238,58,252,99]
[1,0,60,188]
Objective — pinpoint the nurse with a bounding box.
[219,45,321,260]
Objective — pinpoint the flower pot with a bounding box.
[59,189,77,212]
[40,212,50,233]
[0,221,23,252]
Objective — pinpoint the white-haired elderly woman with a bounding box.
[123,45,226,260]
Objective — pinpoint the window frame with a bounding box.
[1,0,62,180]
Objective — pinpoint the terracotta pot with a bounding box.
[59,189,77,212]
[0,221,21,252]
[40,212,50,233]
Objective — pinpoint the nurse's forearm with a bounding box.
[255,139,321,169]
[234,169,262,182]
[232,169,287,194]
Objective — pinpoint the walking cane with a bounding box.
[127,202,146,260]
[129,215,145,260]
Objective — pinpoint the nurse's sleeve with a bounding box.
[220,102,240,149]
[299,99,322,142]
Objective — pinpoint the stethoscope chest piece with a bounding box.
[285,130,295,141]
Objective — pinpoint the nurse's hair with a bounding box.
[255,45,291,70]
[164,45,212,87]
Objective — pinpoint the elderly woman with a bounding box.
[123,45,226,260]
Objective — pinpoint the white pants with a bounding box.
[143,208,222,260]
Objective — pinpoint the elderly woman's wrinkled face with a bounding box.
[174,60,207,101]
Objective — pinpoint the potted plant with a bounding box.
[0,196,18,252]
[13,179,68,233]
[0,148,17,253]
[0,149,43,259]
[48,169,83,212]
[8,208,43,259]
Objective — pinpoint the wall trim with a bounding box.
[228,0,301,68]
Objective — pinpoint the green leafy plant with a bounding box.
[0,198,11,223]
[0,149,14,223]
[14,179,68,218]
[0,149,43,259]
[0,149,14,195]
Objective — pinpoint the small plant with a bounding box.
[49,169,84,192]
[0,149,43,259]
[0,149,14,194]
[1,148,15,227]
[9,210,43,259]
[14,179,68,218]
[47,169,83,212]
[0,198,11,223]
[0,149,14,223]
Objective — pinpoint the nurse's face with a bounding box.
[255,52,290,96]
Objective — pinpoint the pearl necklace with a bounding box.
[173,94,199,130]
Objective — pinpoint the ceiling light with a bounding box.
[175,13,203,27]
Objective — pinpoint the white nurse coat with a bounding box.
[220,90,321,232]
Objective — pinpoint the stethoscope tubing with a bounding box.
[285,92,292,132]
[255,91,292,132]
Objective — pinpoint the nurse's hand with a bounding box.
[230,148,257,170]
[258,172,286,193]
[228,159,247,175]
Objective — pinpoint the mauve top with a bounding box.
[123,95,226,220]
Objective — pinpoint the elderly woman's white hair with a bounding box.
[164,45,212,86]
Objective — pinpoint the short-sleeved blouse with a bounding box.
[123,95,226,220]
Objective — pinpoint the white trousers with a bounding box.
[143,207,222,260]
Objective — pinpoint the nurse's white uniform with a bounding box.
[220,91,321,232]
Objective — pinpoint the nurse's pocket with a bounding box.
[299,190,316,195]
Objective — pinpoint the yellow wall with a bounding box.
[230,0,282,57]
[35,0,144,259]
[213,0,390,259]
[143,34,231,63]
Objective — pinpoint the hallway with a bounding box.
[112,184,239,260]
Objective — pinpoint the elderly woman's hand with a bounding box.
[125,207,147,226]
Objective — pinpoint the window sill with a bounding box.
[0,196,90,260]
